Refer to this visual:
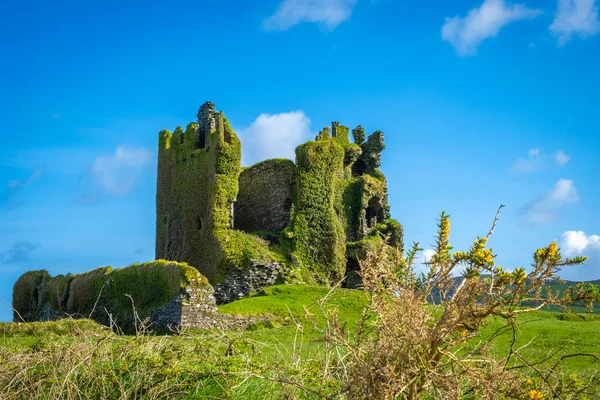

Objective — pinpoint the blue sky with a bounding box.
[1,0,599,321]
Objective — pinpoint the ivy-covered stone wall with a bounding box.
[283,125,353,285]
[11,261,216,330]
[156,102,272,284]
[282,122,402,286]
[235,158,296,234]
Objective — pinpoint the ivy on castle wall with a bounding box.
[156,114,273,284]
[287,139,348,285]
[283,121,403,286]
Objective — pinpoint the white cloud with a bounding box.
[554,150,570,166]
[518,179,579,225]
[512,148,543,172]
[549,178,579,202]
[550,0,600,45]
[561,231,600,255]
[238,111,312,166]
[89,145,152,196]
[263,0,357,31]
[560,231,600,280]
[442,0,541,56]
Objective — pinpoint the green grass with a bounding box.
[219,284,367,323]
[216,284,369,360]
[1,284,599,398]
[218,284,600,374]
[478,312,600,375]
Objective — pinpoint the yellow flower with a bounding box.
[461,329,467,337]
[528,389,543,399]
[536,248,544,256]
[441,218,450,241]
[526,378,533,385]
[548,241,558,257]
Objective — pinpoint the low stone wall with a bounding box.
[214,260,283,304]
[12,262,271,332]
[150,278,266,330]
[150,277,218,329]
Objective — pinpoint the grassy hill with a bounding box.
[1,284,599,398]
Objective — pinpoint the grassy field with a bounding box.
[1,284,599,398]
[219,285,600,373]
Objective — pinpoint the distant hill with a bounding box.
[433,276,600,314]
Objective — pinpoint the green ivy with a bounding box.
[106,260,206,316]
[288,139,347,285]
[66,267,112,318]
[156,113,273,283]
[12,270,50,321]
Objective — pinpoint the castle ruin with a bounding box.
[12,101,403,328]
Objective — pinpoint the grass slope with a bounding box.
[219,284,600,374]
[1,284,599,398]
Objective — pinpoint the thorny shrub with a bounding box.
[323,206,600,399]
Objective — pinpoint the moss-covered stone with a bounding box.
[12,270,49,321]
[40,273,73,312]
[66,266,112,318]
[11,261,212,328]
[352,125,366,146]
[286,138,347,285]
[106,260,207,322]
[235,158,296,233]
[372,219,404,250]
[156,103,274,284]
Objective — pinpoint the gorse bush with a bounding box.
[324,207,600,399]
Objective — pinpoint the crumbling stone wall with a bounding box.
[283,122,401,286]
[11,261,265,331]
[150,276,219,329]
[235,159,296,234]
[156,102,272,284]
[214,260,283,304]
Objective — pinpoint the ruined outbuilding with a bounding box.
[13,101,403,327]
